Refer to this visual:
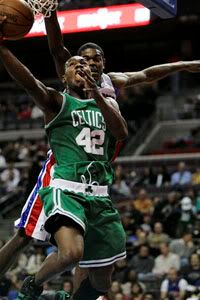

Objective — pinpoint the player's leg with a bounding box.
[73,266,89,293]
[73,265,113,300]
[73,195,126,300]
[0,229,31,277]
[18,186,87,300]
[35,225,84,285]
[17,224,84,300]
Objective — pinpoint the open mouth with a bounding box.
[76,70,85,77]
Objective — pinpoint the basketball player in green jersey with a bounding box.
[0,23,128,298]
[43,10,200,299]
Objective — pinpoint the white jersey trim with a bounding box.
[79,251,126,268]
[45,93,66,129]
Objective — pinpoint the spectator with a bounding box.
[192,167,200,185]
[155,165,171,187]
[121,212,137,239]
[26,247,45,275]
[111,281,122,293]
[180,254,200,288]
[8,253,28,279]
[153,243,180,275]
[147,222,170,253]
[170,233,196,264]
[108,281,123,299]
[0,163,20,192]
[130,282,144,300]
[17,103,32,120]
[140,215,151,234]
[122,270,145,298]
[112,165,131,197]
[3,142,18,162]
[129,204,143,232]
[160,268,188,300]
[132,228,148,248]
[112,178,131,197]
[161,192,181,237]
[0,148,6,168]
[133,189,153,215]
[17,141,30,161]
[171,162,192,186]
[177,197,196,236]
[40,282,55,299]
[128,245,154,278]
[195,192,200,213]
[136,167,157,186]
[62,280,73,294]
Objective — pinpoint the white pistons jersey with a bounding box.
[99,73,116,100]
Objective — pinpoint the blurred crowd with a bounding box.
[0,139,48,199]
[180,94,200,120]
[0,93,43,131]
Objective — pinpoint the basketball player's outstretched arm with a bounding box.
[0,42,62,120]
[83,70,128,140]
[44,10,71,81]
[108,60,200,88]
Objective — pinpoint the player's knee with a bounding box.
[89,265,114,292]
[70,246,83,264]
[58,247,83,269]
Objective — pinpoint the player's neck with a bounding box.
[68,87,91,100]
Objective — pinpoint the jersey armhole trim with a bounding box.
[45,93,66,129]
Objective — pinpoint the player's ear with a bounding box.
[62,75,67,84]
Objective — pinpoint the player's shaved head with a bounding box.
[65,56,85,69]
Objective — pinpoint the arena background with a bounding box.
[0,0,200,299]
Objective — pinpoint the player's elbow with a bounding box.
[50,46,70,63]
[116,125,128,141]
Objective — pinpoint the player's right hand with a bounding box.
[0,16,7,40]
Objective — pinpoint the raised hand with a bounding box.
[82,69,98,92]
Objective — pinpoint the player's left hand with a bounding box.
[82,69,98,92]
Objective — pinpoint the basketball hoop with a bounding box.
[26,0,58,18]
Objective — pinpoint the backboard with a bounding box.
[137,0,177,18]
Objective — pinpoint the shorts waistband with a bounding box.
[49,178,108,196]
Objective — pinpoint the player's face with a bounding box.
[64,56,91,88]
[80,48,105,84]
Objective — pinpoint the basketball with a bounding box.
[0,0,34,40]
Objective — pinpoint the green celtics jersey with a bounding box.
[45,92,116,185]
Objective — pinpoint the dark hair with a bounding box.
[77,42,104,57]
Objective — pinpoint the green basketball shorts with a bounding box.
[39,179,126,268]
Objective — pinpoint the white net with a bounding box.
[26,0,58,18]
